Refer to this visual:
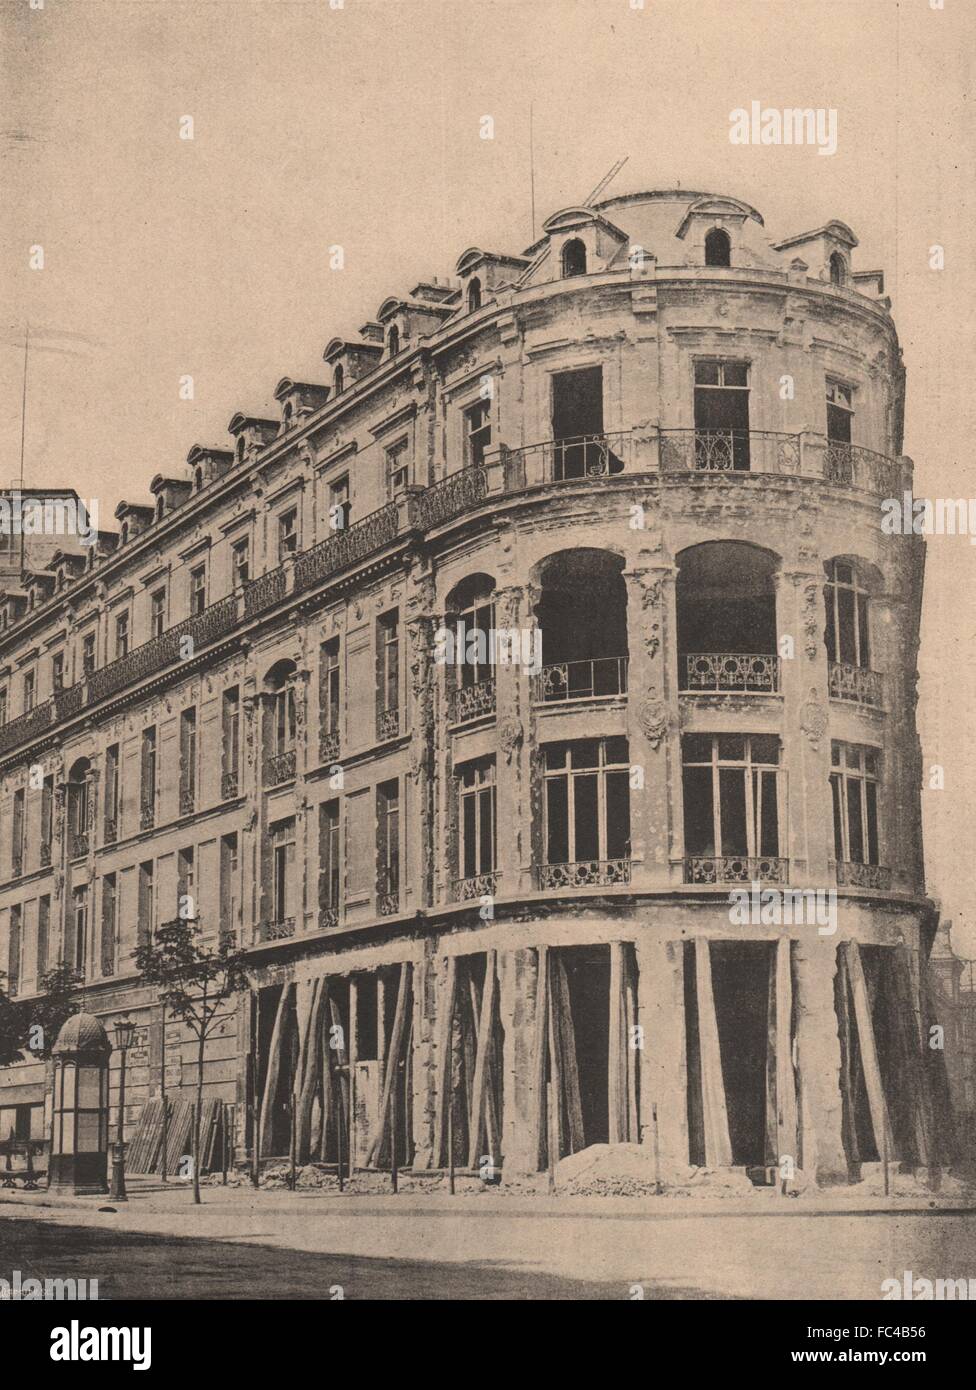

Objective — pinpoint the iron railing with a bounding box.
[532,656,628,704]
[293,502,399,594]
[835,860,891,891]
[376,706,400,742]
[260,917,296,942]
[828,661,883,708]
[683,652,780,694]
[264,749,296,786]
[221,769,239,800]
[320,730,340,762]
[659,428,800,476]
[493,431,633,489]
[448,677,496,724]
[412,468,488,531]
[684,855,787,884]
[453,871,500,901]
[536,859,632,889]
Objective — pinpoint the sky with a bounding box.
[2,0,974,950]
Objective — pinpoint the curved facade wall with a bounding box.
[0,191,939,1186]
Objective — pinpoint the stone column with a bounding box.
[410,938,437,1169]
[623,562,677,888]
[405,564,436,909]
[498,946,541,1173]
[793,935,848,1184]
[778,565,832,887]
[635,936,689,1182]
[494,583,531,899]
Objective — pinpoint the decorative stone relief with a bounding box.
[800,687,829,749]
[637,691,670,749]
[498,717,523,763]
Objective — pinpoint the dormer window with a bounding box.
[561,238,587,278]
[387,325,400,358]
[829,251,848,286]
[333,364,344,395]
[705,227,731,267]
[155,496,165,521]
[467,278,482,313]
[280,404,293,432]
[194,466,204,490]
[120,522,129,546]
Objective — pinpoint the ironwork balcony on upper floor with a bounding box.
[453,870,500,902]
[448,677,496,725]
[682,652,780,695]
[531,656,628,704]
[828,661,883,708]
[536,859,632,889]
[835,860,891,891]
[264,748,296,786]
[684,855,788,885]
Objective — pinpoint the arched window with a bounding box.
[387,324,400,358]
[829,252,847,286]
[467,277,482,313]
[705,227,731,267]
[561,238,587,278]
[333,364,344,395]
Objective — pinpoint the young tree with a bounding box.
[133,918,249,1204]
[0,963,83,1066]
[0,971,22,1068]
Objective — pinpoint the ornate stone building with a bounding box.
[0,190,946,1185]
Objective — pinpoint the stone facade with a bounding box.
[0,190,942,1186]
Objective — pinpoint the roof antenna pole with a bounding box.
[584,156,629,208]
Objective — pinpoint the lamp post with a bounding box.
[110,1015,137,1202]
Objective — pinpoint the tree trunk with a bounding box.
[193,1028,205,1204]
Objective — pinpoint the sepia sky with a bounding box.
[2,0,974,948]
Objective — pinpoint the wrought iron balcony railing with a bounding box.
[824,441,896,494]
[293,502,399,595]
[835,860,891,891]
[39,842,52,867]
[318,906,340,931]
[221,769,239,800]
[828,661,883,708]
[140,800,155,831]
[536,859,632,889]
[684,855,788,884]
[320,730,340,762]
[660,428,799,475]
[376,706,400,742]
[179,785,196,816]
[532,656,628,704]
[377,870,400,916]
[412,468,488,531]
[244,566,287,620]
[453,871,500,901]
[261,916,297,942]
[102,818,117,846]
[69,831,89,860]
[448,677,496,724]
[11,854,22,878]
[682,652,780,694]
[493,432,633,489]
[264,749,296,786]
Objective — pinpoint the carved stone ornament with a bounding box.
[498,717,523,762]
[800,687,829,749]
[637,693,669,749]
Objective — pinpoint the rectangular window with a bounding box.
[70,888,88,975]
[550,366,609,479]
[7,904,22,996]
[179,706,197,813]
[232,537,250,588]
[458,759,496,881]
[37,895,50,979]
[278,507,298,559]
[12,788,25,876]
[319,800,340,921]
[320,639,340,754]
[271,820,296,926]
[681,733,781,867]
[81,632,96,676]
[0,687,8,726]
[137,861,154,948]
[190,564,207,616]
[826,379,854,444]
[221,686,240,795]
[271,686,297,757]
[376,611,399,737]
[830,742,880,866]
[141,726,157,827]
[23,670,35,713]
[693,359,751,469]
[104,746,119,841]
[463,399,491,468]
[100,873,117,978]
[329,476,351,532]
[220,833,239,938]
[52,652,64,691]
[543,738,631,868]
[177,846,195,919]
[115,611,130,659]
[377,781,400,906]
[41,775,54,863]
[150,588,166,639]
[385,440,410,498]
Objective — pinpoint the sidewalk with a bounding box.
[3,1171,975,1221]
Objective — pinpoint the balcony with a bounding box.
[319,731,340,763]
[682,652,779,695]
[264,749,296,786]
[179,785,196,816]
[536,859,632,889]
[102,818,117,846]
[260,917,296,942]
[377,872,400,916]
[221,769,239,800]
[494,431,633,489]
[293,502,400,595]
[532,656,628,704]
[824,441,896,494]
[318,906,340,931]
[684,855,788,885]
[11,854,22,878]
[140,800,155,831]
[376,706,400,742]
[40,842,52,867]
[412,469,488,531]
[448,677,496,725]
[453,871,500,902]
[89,593,239,705]
[829,661,883,708]
[835,861,891,891]
[660,428,799,476]
[244,567,287,620]
[69,831,89,860]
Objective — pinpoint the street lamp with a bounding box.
[110,1015,137,1202]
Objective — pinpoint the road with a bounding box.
[2,1197,975,1299]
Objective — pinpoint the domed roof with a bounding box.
[52,1012,111,1056]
